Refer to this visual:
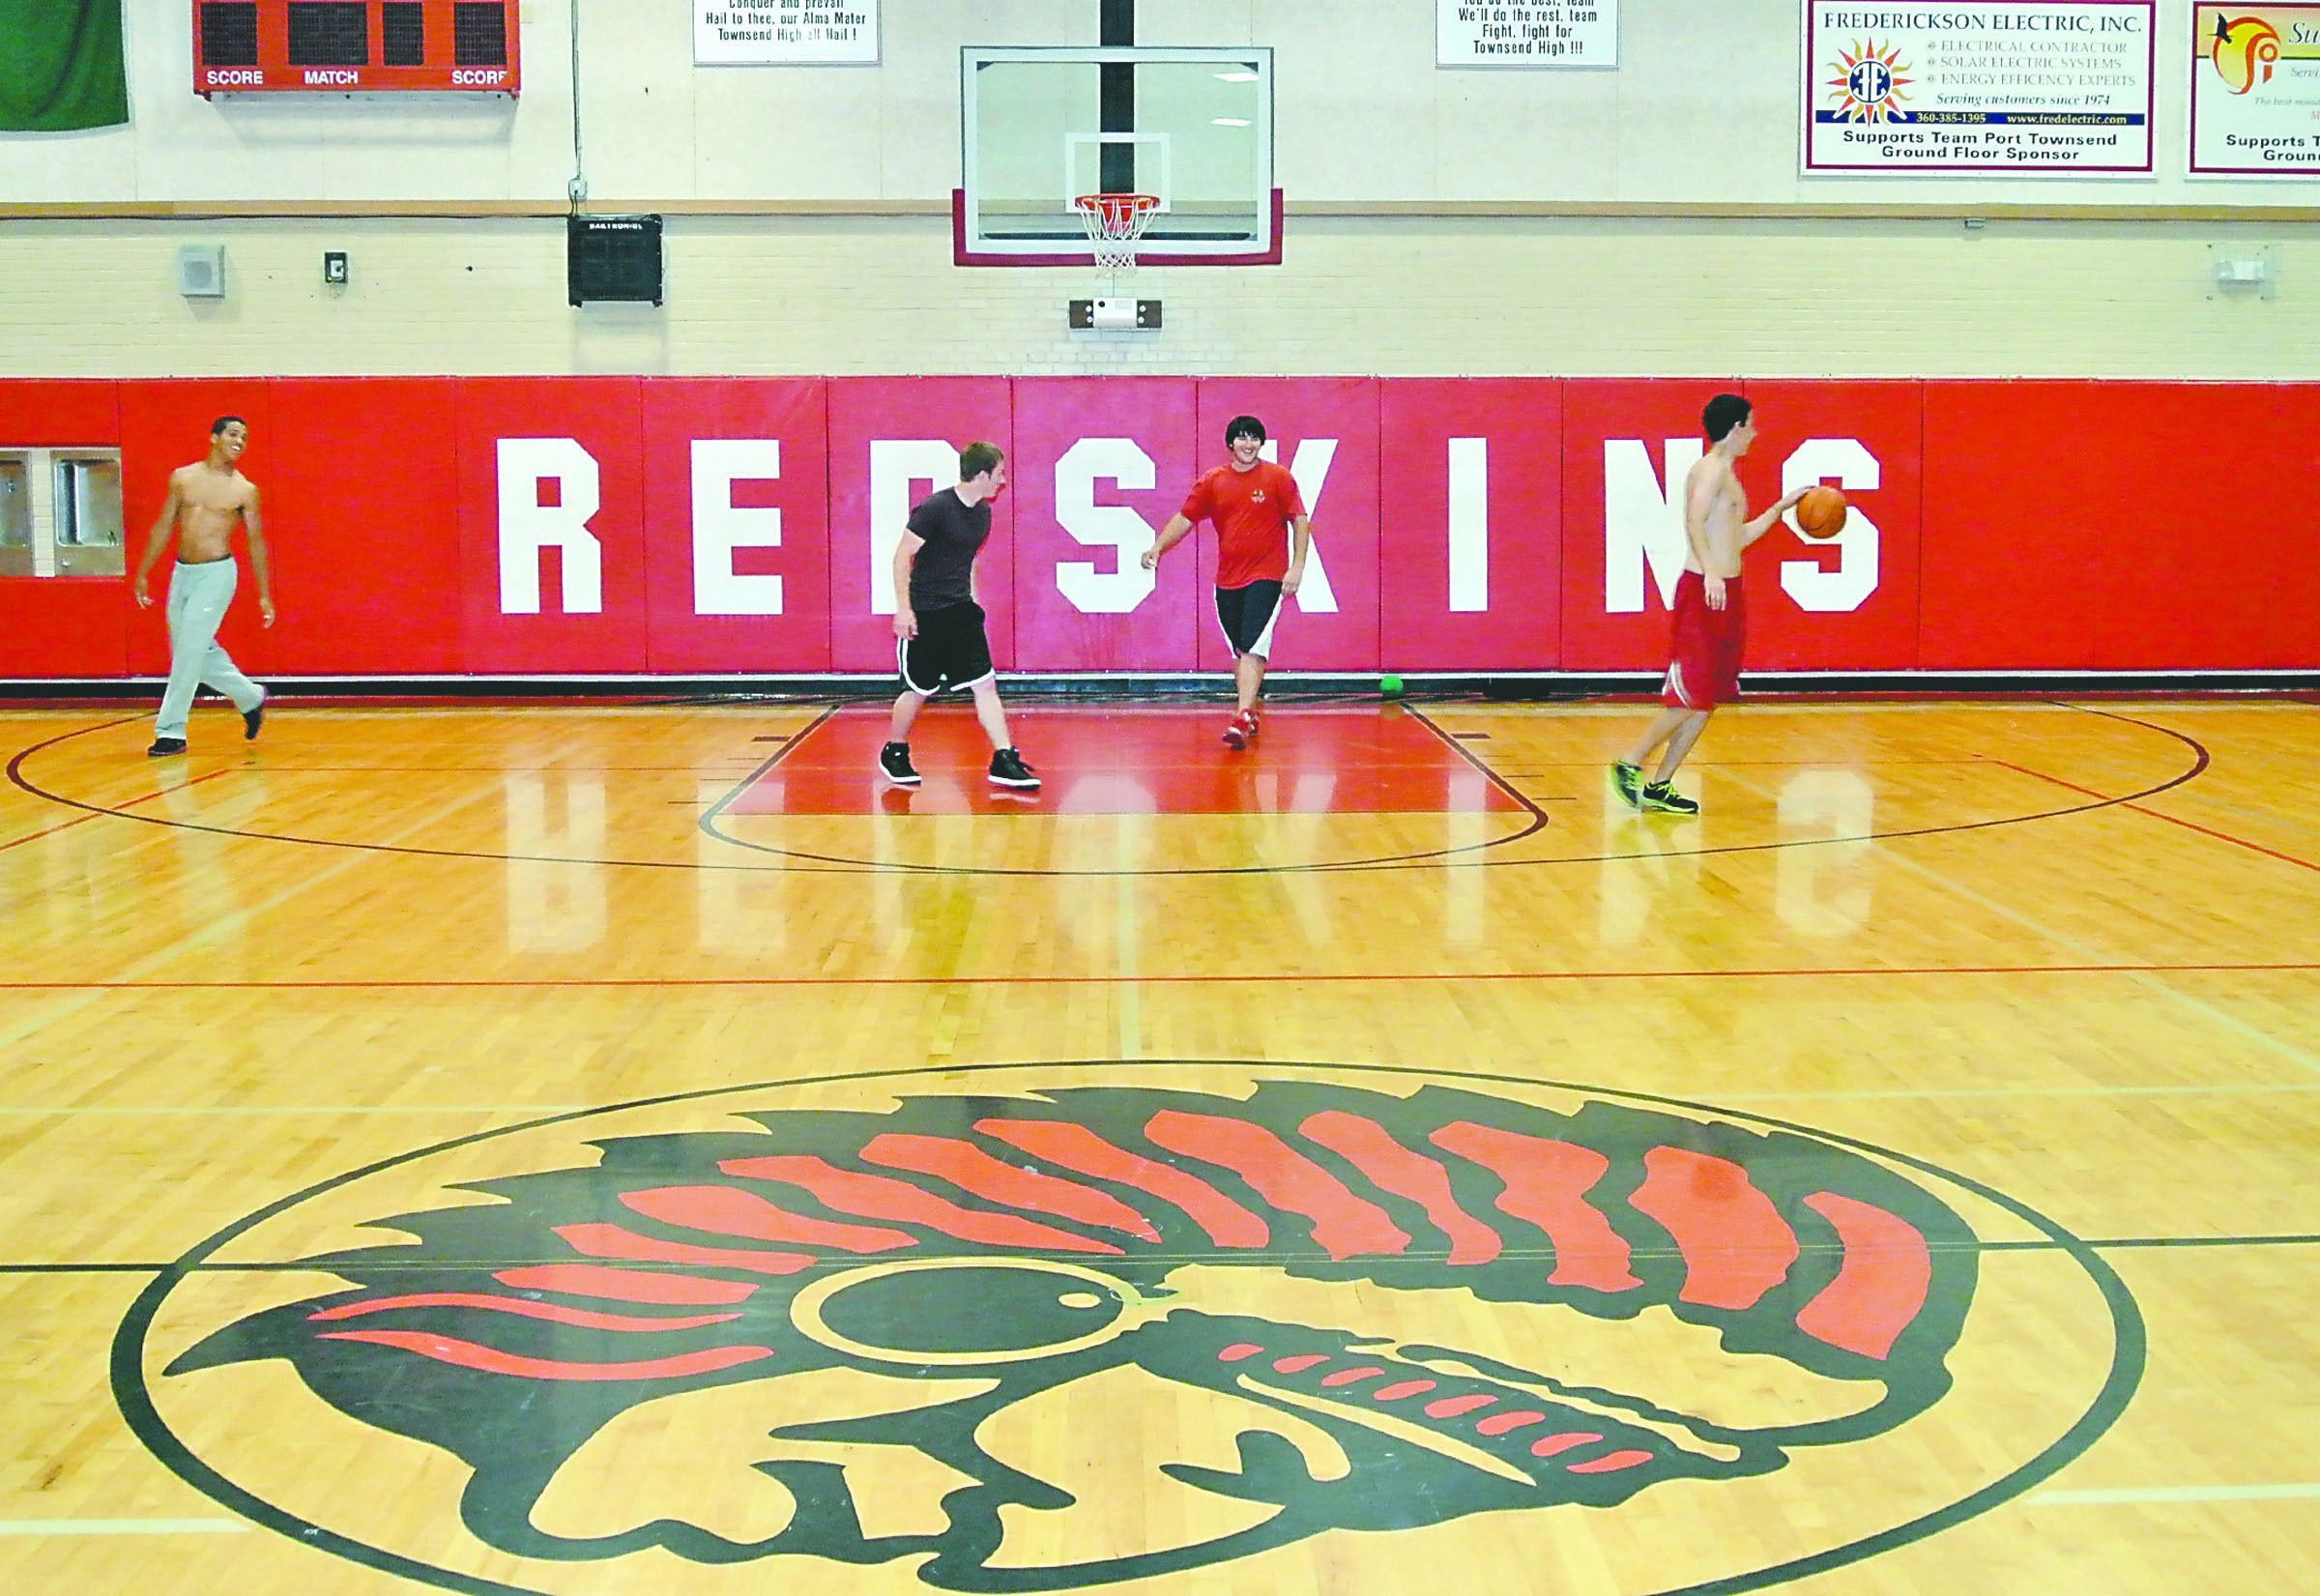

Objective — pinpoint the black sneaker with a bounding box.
[243,695,266,741]
[1640,779,1699,815]
[878,741,920,786]
[146,737,187,758]
[988,747,1040,789]
[1609,760,1642,809]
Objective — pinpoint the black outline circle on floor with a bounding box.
[113,1057,2144,1596]
[10,701,2207,878]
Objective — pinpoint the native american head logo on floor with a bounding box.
[155,1076,2020,1591]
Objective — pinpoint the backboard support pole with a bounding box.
[1100,2,1136,193]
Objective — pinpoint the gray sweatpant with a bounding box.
[156,558,264,739]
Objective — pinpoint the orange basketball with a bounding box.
[1796,484,1848,537]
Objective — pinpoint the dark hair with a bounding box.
[958,441,1004,481]
[1225,415,1265,447]
[1701,394,1752,445]
[210,415,246,438]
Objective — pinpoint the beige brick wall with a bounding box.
[8,1,2297,211]
[0,212,2308,379]
[5,0,2310,380]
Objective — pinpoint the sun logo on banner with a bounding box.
[1827,41,1913,122]
[2209,14,2282,95]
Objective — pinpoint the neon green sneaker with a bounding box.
[1609,761,1642,809]
[1640,780,1699,815]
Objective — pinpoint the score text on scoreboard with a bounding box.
[194,1,520,95]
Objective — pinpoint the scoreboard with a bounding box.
[194,1,520,95]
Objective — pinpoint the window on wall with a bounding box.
[0,457,29,576]
[54,455,125,574]
[0,450,126,578]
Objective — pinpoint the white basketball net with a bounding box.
[1076,193,1159,273]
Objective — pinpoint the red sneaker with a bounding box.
[1222,710,1258,750]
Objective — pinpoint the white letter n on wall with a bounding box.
[498,438,602,615]
[1603,438,1700,614]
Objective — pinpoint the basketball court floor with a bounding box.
[1,690,2315,1596]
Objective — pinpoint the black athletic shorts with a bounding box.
[898,599,995,695]
[1214,580,1285,657]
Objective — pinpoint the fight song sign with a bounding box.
[1438,0,1619,66]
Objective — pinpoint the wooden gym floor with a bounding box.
[0,692,2314,1596]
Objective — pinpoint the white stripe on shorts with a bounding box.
[898,634,937,697]
[1214,587,1285,660]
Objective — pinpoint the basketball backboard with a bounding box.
[958,45,1279,267]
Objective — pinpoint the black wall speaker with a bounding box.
[567,215,663,306]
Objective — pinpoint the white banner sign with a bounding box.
[1438,0,1617,66]
[695,2,877,66]
[2190,3,2320,175]
[1803,2,2155,174]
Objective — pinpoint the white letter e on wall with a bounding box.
[692,440,784,616]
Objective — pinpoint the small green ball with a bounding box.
[1379,674,1405,697]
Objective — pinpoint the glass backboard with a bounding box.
[959,45,1279,267]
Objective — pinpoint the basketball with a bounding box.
[1796,484,1848,537]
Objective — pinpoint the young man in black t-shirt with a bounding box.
[881,442,1038,790]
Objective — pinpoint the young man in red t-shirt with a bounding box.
[1142,415,1312,748]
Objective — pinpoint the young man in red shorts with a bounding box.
[1142,414,1312,749]
[1610,393,1807,815]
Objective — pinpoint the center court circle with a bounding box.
[117,1058,2142,1596]
[10,703,2207,878]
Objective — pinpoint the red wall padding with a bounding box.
[828,377,1011,674]
[269,378,464,675]
[643,378,829,673]
[1190,377,1380,673]
[1378,379,1564,673]
[0,381,126,678]
[453,378,646,673]
[1010,376,1197,673]
[1920,381,2320,670]
[4,376,2313,680]
[1559,378,1732,673]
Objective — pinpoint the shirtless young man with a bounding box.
[131,417,275,757]
[1609,393,1806,815]
[1141,415,1312,750]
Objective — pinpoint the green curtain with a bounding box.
[0,0,129,131]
